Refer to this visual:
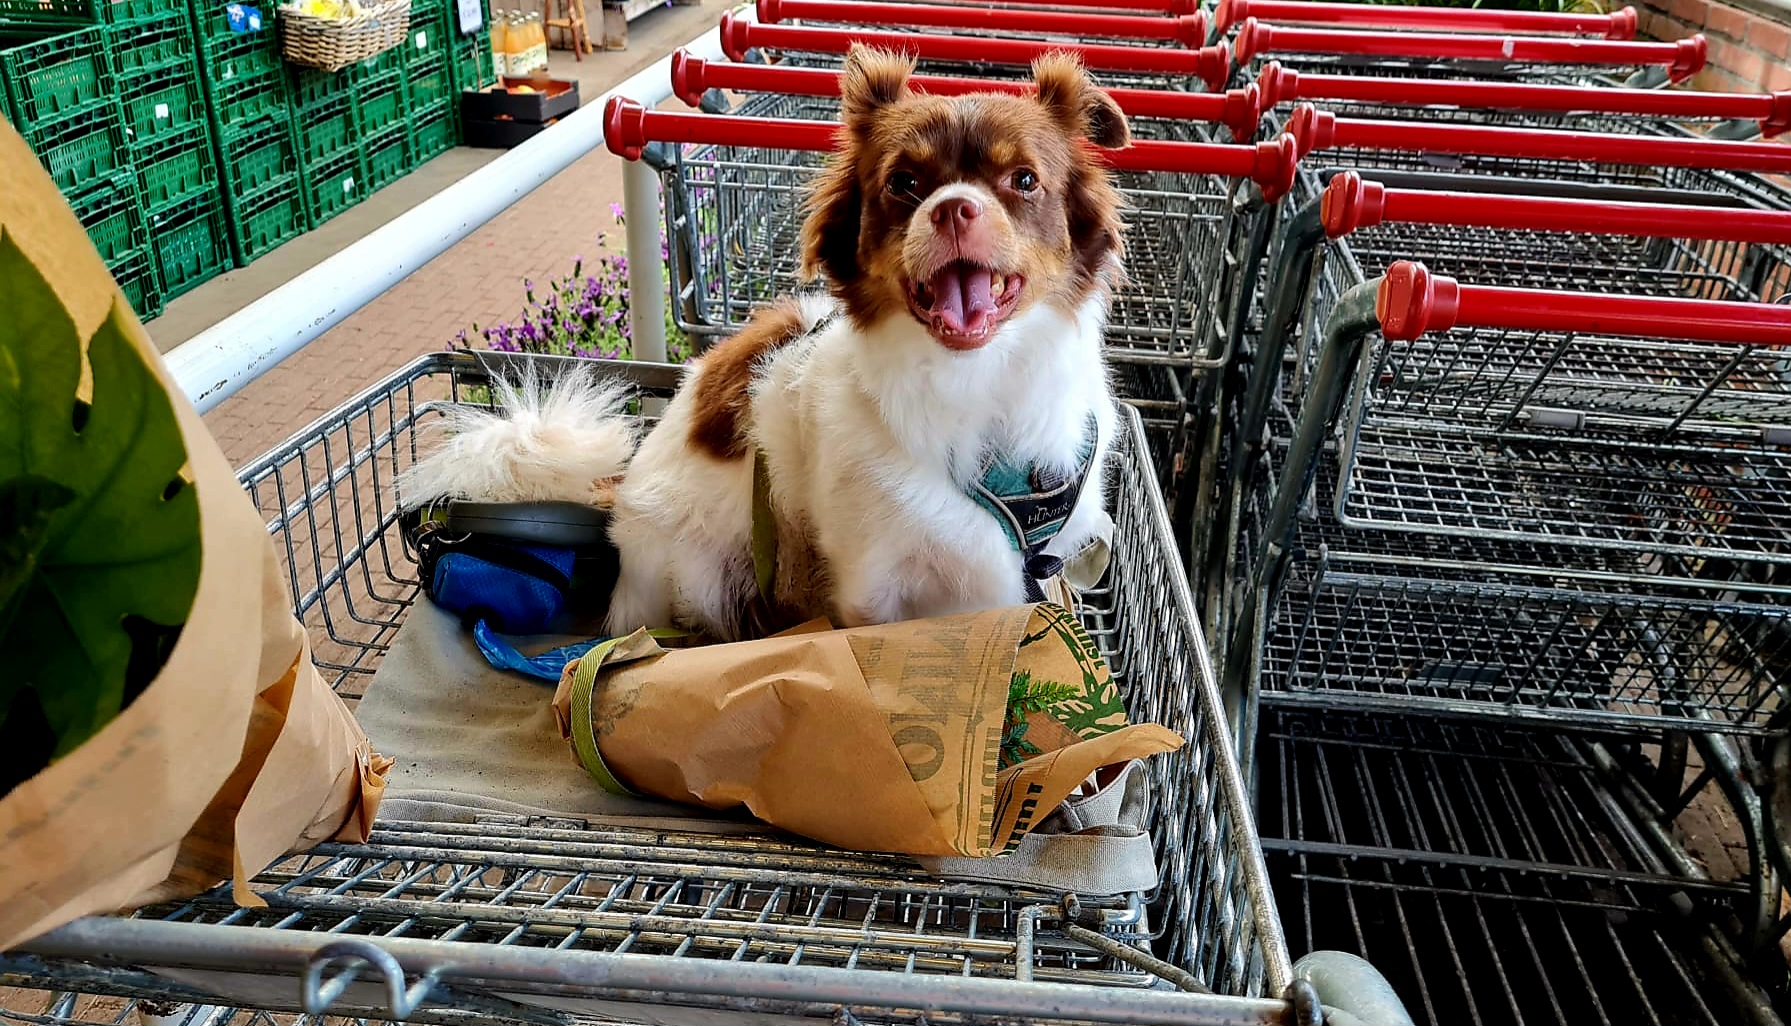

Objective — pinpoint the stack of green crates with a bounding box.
[444,0,493,97]
[404,0,456,164]
[0,20,160,312]
[109,2,227,303]
[192,3,303,264]
[2,0,495,313]
[289,59,366,227]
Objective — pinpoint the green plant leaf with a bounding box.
[0,229,202,778]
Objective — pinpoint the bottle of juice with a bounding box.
[527,13,548,73]
[489,11,509,79]
[503,12,528,78]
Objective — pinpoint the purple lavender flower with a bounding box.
[609,202,625,221]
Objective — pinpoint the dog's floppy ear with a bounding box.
[803,47,906,283]
[800,152,862,283]
[1032,52,1130,150]
[839,45,914,130]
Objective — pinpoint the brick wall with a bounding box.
[1639,0,1791,93]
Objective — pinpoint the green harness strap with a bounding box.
[566,627,692,795]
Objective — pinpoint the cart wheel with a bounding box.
[1292,951,1416,1026]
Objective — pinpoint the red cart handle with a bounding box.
[757,0,1209,47]
[1259,63,1791,138]
[670,51,1263,142]
[1216,0,1637,39]
[603,96,1300,199]
[1322,171,1791,244]
[1287,104,1791,174]
[1234,18,1706,82]
[719,12,1233,90]
[935,0,1200,12]
[1378,260,1791,345]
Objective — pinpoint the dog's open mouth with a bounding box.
[906,261,1025,351]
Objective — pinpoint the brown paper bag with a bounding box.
[0,118,390,950]
[553,604,1182,857]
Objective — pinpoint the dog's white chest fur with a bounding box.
[604,295,1118,641]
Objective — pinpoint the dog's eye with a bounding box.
[1011,169,1040,193]
[887,170,920,197]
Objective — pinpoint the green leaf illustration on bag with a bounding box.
[998,604,1129,770]
[0,230,202,796]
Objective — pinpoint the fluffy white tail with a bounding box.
[396,363,638,508]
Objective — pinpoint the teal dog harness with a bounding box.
[967,414,1100,602]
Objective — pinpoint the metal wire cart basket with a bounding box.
[2,352,1312,1026]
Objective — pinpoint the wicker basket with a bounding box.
[279,0,412,72]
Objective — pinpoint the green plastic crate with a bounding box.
[227,174,306,264]
[0,0,94,20]
[404,50,449,111]
[208,64,286,127]
[70,174,148,265]
[106,12,192,77]
[353,44,407,77]
[0,25,109,134]
[294,91,354,163]
[446,23,493,94]
[97,0,187,23]
[195,16,281,90]
[301,148,363,225]
[356,66,403,135]
[402,4,448,69]
[409,0,446,27]
[147,189,229,299]
[217,113,297,196]
[410,100,455,163]
[120,66,204,145]
[27,105,127,192]
[108,244,163,320]
[363,123,409,192]
[287,63,348,108]
[135,123,217,209]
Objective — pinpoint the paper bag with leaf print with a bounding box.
[553,602,1182,857]
[0,118,389,950]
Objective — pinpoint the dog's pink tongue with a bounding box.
[929,264,996,335]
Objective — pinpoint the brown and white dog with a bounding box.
[405,47,1132,641]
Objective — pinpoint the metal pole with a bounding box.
[623,158,668,364]
[165,9,754,413]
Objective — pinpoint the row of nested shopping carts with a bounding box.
[614,0,1791,1021]
[6,2,1791,1026]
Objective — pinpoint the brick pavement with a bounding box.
[196,0,724,466]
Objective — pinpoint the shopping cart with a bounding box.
[1168,112,1791,648]
[1217,265,1791,1021]
[717,12,1234,92]
[1209,0,1641,40]
[1226,17,1706,90]
[753,0,1212,49]
[669,51,1265,143]
[1254,63,1791,140]
[1283,104,1791,190]
[1187,172,1790,681]
[1256,705,1782,1026]
[1234,263,1791,708]
[0,350,1401,1026]
[606,93,1297,476]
